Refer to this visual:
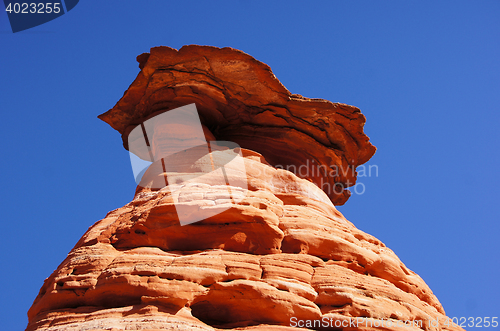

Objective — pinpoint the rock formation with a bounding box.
[26,45,463,331]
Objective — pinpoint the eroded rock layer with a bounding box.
[27,152,462,331]
[98,45,376,205]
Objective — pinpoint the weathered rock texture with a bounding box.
[27,46,462,331]
[98,45,376,206]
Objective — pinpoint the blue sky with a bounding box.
[1,1,499,330]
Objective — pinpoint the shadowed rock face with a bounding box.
[26,46,463,331]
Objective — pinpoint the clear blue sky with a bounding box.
[1,1,499,330]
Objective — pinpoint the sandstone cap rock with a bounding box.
[98,45,376,205]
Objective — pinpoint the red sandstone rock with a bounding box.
[99,45,376,205]
[26,46,463,331]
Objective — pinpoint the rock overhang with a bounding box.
[98,45,376,205]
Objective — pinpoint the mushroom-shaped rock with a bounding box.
[98,45,376,205]
[26,46,464,331]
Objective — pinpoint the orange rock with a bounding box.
[26,46,463,331]
[99,45,376,205]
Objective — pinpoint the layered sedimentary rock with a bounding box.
[27,46,462,331]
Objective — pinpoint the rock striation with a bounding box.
[27,46,463,331]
